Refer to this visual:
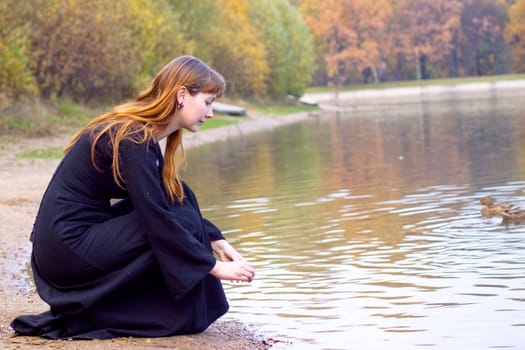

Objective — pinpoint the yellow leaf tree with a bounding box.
[506,0,525,72]
[171,0,269,96]
[120,0,190,92]
[212,0,269,96]
[0,0,38,109]
[298,0,391,86]
[28,0,186,103]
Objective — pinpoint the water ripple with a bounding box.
[187,98,525,349]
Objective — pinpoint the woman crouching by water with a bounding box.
[11,55,255,339]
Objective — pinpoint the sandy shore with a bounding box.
[0,112,312,350]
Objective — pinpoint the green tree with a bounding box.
[248,0,314,97]
[0,0,38,109]
[277,0,314,96]
[169,0,269,96]
[121,0,190,92]
[211,0,269,96]
[166,0,216,62]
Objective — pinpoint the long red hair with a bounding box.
[65,56,225,203]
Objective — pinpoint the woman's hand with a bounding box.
[211,239,245,262]
[210,260,255,283]
[210,240,255,282]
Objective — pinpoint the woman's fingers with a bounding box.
[231,252,246,262]
[240,261,255,282]
[212,240,247,262]
[230,262,254,282]
[210,260,255,282]
[221,246,247,263]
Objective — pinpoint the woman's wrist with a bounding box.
[209,260,223,278]
[211,239,226,251]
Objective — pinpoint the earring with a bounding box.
[177,101,184,109]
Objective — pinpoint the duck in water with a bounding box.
[501,207,525,225]
[479,196,516,218]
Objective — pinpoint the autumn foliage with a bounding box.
[0,0,38,109]
[506,0,525,73]
[298,0,520,85]
[0,0,523,109]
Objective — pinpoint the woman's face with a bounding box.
[176,91,216,133]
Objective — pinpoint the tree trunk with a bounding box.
[415,48,421,80]
[371,65,380,83]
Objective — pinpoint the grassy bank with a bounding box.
[0,96,316,138]
[1,95,316,159]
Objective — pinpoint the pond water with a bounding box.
[186,94,525,350]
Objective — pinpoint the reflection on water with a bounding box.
[185,95,525,350]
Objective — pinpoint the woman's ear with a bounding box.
[176,86,186,103]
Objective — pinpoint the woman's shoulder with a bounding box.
[88,123,154,147]
[71,123,156,160]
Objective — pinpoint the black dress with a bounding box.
[10,130,229,339]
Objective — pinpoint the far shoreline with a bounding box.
[303,79,525,111]
[186,79,525,147]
